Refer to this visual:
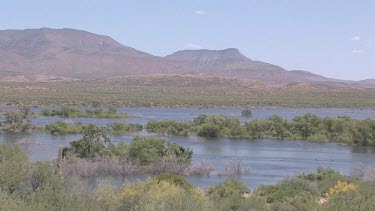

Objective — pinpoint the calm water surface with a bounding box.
[1,107,375,188]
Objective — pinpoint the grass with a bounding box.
[1,75,375,108]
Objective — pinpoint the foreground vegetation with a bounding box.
[146,114,375,146]
[1,76,375,108]
[1,142,374,210]
[59,124,194,176]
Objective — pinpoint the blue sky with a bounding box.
[1,0,374,80]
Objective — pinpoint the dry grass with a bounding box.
[1,75,375,108]
[60,158,214,177]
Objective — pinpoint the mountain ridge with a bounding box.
[0,27,373,88]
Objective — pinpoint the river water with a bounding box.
[1,107,375,189]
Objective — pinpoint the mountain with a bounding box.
[165,49,326,84]
[0,28,191,79]
[164,48,250,66]
[0,27,373,87]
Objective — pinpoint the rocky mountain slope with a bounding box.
[0,28,373,87]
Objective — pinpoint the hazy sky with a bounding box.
[1,0,374,80]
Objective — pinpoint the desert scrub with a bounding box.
[109,122,143,134]
[2,77,375,109]
[324,181,357,198]
[44,121,85,134]
[39,106,127,118]
[146,119,191,136]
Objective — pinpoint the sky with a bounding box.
[1,0,374,80]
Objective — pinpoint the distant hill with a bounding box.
[0,28,191,79]
[0,27,374,88]
[164,48,250,66]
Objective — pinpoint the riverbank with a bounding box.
[1,142,374,211]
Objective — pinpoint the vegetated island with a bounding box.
[1,107,375,146]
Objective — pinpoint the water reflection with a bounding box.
[1,107,375,188]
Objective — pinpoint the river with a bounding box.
[1,107,375,189]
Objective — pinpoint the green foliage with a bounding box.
[153,173,193,191]
[127,136,192,165]
[256,177,318,204]
[127,136,166,165]
[45,121,84,134]
[197,124,221,138]
[208,178,249,199]
[109,122,143,134]
[0,106,35,133]
[64,124,110,158]
[241,109,253,117]
[150,114,375,145]
[0,144,28,194]
[146,120,190,136]
[97,179,207,211]
[40,106,127,118]
[107,141,128,158]
[194,115,246,138]
[207,178,250,210]
[1,145,375,211]
[321,181,375,211]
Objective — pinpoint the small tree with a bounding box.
[128,136,166,165]
[241,109,253,117]
[1,106,35,133]
[65,124,110,158]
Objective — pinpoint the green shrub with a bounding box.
[256,177,318,204]
[146,120,190,136]
[153,173,193,191]
[45,121,84,134]
[63,124,110,158]
[0,144,28,194]
[109,122,142,134]
[128,136,192,165]
[241,109,253,117]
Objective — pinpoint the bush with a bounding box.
[109,122,142,134]
[128,136,166,165]
[241,109,253,117]
[40,106,127,118]
[256,177,318,204]
[63,124,110,158]
[197,124,221,138]
[146,120,190,136]
[153,173,193,191]
[127,136,192,165]
[207,178,250,210]
[45,121,84,134]
[0,107,35,133]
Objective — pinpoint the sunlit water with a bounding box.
[1,107,375,189]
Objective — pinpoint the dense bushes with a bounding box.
[0,107,35,133]
[1,145,375,211]
[44,121,84,134]
[95,178,207,211]
[63,124,110,158]
[241,109,253,117]
[40,121,142,135]
[0,144,102,211]
[146,120,190,136]
[109,122,143,134]
[146,114,375,145]
[40,106,127,118]
[62,125,192,169]
[127,136,193,165]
